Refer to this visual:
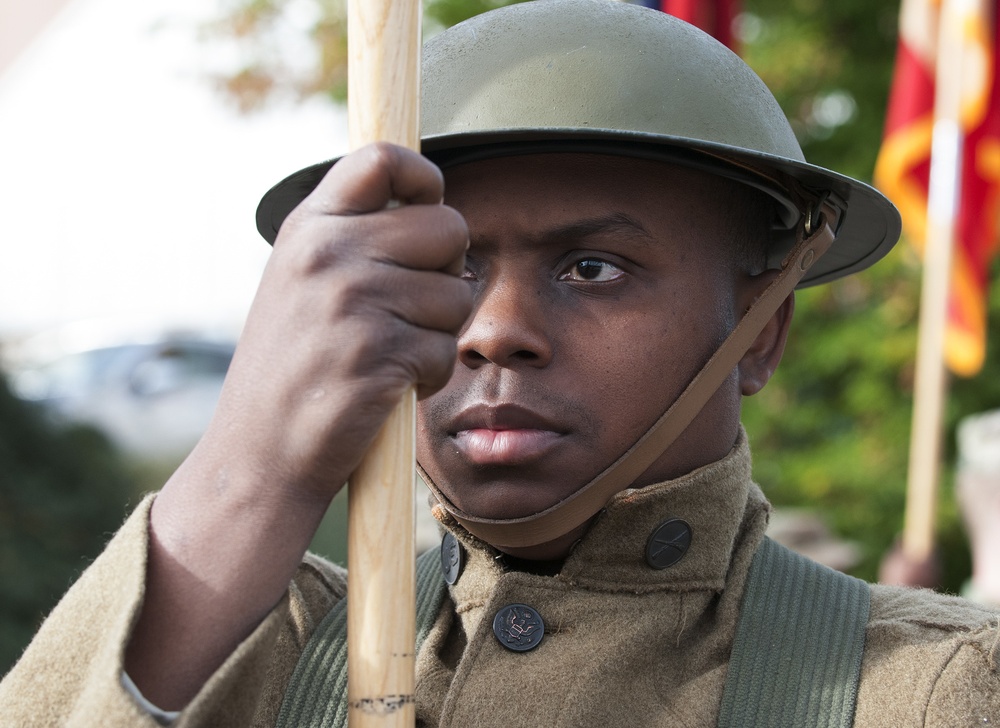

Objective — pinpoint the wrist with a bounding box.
[151,441,334,590]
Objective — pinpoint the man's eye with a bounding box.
[561,259,624,282]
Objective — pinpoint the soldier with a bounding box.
[2,2,998,726]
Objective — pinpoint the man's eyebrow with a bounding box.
[537,212,657,247]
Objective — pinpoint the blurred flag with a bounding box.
[632,0,741,51]
[875,0,1000,376]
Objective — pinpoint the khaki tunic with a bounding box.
[1,437,998,727]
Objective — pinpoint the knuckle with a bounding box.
[373,327,457,395]
[273,203,308,242]
[439,205,469,243]
[420,334,459,390]
[331,269,384,320]
[365,141,400,173]
[425,158,445,193]
[273,216,379,278]
[300,238,342,275]
[340,316,407,378]
[445,280,474,330]
[274,226,342,277]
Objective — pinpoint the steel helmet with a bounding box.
[256,0,900,286]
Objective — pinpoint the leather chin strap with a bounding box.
[419,204,839,549]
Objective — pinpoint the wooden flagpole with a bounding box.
[902,0,964,562]
[345,0,421,725]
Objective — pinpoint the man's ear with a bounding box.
[737,275,795,396]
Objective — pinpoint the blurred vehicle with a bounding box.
[5,326,235,460]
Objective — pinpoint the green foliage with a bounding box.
[742,0,901,183]
[424,0,529,29]
[743,251,1000,589]
[0,373,135,677]
[739,0,1000,590]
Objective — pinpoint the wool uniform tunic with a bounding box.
[1,433,998,727]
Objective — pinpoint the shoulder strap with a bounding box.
[275,548,446,728]
[718,537,870,728]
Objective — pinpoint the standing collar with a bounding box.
[431,428,769,596]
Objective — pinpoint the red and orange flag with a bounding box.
[875,0,1000,376]
[632,0,740,50]
[659,0,740,50]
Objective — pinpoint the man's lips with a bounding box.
[454,429,562,465]
[449,404,566,466]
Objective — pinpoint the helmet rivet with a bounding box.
[799,248,816,271]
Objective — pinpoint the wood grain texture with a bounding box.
[346,0,421,725]
[903,0,965,562]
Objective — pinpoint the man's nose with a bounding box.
[457,276,554,369]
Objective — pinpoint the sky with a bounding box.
[0,0,349,349]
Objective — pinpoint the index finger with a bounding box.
[302,142,444,217]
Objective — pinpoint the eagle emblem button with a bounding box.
[492,604,545,652]
[440,532,463,585]
[645,518,692,569]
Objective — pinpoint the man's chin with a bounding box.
[431,472,581,521]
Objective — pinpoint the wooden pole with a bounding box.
[902,0,963,562]
[345,0,421,726]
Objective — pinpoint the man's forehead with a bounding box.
[443,152,739,241]
[467,213,663,256]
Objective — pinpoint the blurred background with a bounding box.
[2,0,999,677]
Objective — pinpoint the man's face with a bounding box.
[417,153,752,527]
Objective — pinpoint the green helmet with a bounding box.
[256,0,900,287]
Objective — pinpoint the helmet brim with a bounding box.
[255,127,900,288]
